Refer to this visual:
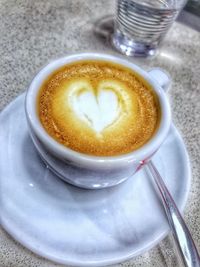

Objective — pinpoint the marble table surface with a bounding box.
[0,0,199,266]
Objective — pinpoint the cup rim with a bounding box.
[25,52,171,167]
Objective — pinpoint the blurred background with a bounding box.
[178,0,200,31]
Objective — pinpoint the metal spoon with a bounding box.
[146,161,200,267]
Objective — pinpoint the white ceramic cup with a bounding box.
[25,53,171,189]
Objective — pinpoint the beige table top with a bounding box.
[0,0,200,266]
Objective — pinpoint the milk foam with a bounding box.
[68,80,122,133]
[38,60,160,156]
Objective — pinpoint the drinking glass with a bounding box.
[112,0,188,57]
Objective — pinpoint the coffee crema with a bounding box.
[38,60,160,156]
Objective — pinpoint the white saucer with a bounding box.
[0,94,191,266]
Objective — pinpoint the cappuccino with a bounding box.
[38,60,160,156]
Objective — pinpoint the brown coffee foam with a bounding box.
[38,60,160,156]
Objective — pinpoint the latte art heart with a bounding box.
[38,60,160,156]
[69,80,123,133]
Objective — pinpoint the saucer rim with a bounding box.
[0,94,191,267]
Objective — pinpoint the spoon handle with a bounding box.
[147,161,200,267]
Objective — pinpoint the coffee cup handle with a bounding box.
[148,68,171,92]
